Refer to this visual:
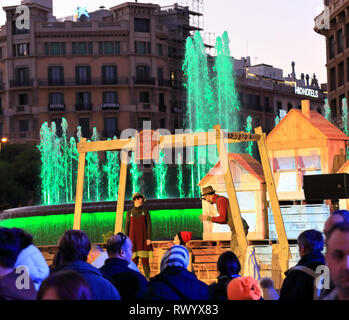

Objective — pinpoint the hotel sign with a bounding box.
[295,85,319,98]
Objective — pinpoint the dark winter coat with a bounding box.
[57,260,121,300]
[208,274,241,300]
[279,250,325,300]
[144,266,210,300]
[99,258,148,300]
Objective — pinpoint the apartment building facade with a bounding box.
[315,0,349,128]
[0,0,187,143]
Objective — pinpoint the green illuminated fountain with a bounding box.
[177,153,185,198]
[84,128,101,202]
[182,31,242,197]
[130,152,142,195]
[153,150,168,199]
[245,116,253,156]
[103,136,120,201]
[341,97,349,159]
[324,98,331,122]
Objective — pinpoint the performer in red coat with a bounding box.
[125,192,152,279]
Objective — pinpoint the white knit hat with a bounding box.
[160,245,189,272]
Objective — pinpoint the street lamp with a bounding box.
[0,137,8,151]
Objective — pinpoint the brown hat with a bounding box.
[201,185,216,197]
[132,192,146,202]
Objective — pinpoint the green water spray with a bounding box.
[177,153,185,198]
[324,98,331,122]
[245,116,253,156]
[103,136,120,200]
[153,150,168,199]
[130,152,142,195]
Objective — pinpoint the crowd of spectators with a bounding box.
[0,209,348,300]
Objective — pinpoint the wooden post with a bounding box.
[73,138,87,230]
[255,126,290,280]
[114,149,128,234]
[213,125,248,267]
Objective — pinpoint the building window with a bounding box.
[138,117,151,130]
[0,121,2,137]
[346,24,349,48]
[19,119,29,132]
[329,36,335,59]
[157,44,163,56]
[338,62,344,87]
[72,42,93,55]
[339,94,345,116]
[79,118,90,138]
[287,102,292,112]
[102,65,117,84]
[159,93,166,112]
[337,29,343,54]
[13,43,30,57]
[0,47,2,59]
[104,118,118,138]
[247,94,261,110]
[45,42,65,56]
[135,41,151,55]
[134,18,150,32]
[103,92,118,103]
[76,92,92,110]
[49,92,64,105]
[75,66,91,85]
[98,41,120,55]
[330,67,336,91]
[160,118,166,128]
[18,93,28,105]
[140,91,150,103]
[15,67,29,85]
[48,66,64,85]
[136,65,151,80]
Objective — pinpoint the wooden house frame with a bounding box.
[72,124,290,278]
[267,100,348,201]
[198,153,269,241]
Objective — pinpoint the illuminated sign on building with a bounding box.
[295,85,319,98]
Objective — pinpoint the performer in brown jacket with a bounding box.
[124,192,152,279]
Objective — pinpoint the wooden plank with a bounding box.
[78,138,135,153]
[77,131,261,154]
[255,127,290,280]
[214,125,248,268]
[73,138,87,230]
[114,150,128,234]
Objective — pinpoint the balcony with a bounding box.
[10,79,33,88]
[0,83,4,91]
[16,105,31,113]
[9,131,38,140]
[133,77,155,85]
[49,104,66,112]
[75,103,93,111]
[38,77,129,87]
[101,103,120,111]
